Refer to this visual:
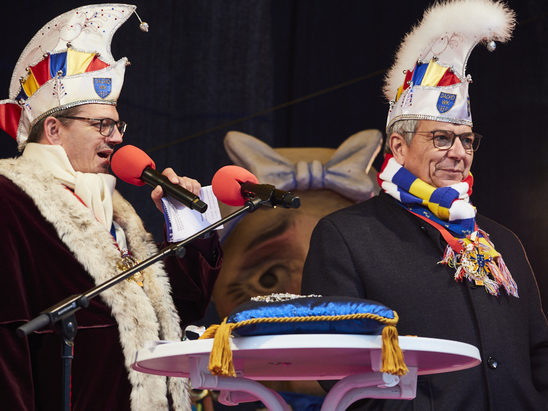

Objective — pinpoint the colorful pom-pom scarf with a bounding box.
[377,155,518,298]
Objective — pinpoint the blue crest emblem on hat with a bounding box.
[436,92,457,113]
[93,78,112,99]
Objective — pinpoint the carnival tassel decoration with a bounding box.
[437,232,519,297]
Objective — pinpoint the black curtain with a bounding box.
[0,0,546,310]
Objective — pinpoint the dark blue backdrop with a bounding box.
[0,1,546,310]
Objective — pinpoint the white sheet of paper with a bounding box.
[161,185,223,242]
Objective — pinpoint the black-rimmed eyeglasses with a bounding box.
[58,116,127,137]
[403,130,482,152]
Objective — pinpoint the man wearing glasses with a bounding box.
[0,5,220,411]
[302,1,548,409]
[27,108,128,174]
[388,121,479,188]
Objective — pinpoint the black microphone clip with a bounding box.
[239,182,300,209]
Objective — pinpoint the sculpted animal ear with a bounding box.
[322,129,383,201]
[223,129,383,202]
[223,131,293,178]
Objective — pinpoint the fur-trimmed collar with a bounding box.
[0,155,190,411]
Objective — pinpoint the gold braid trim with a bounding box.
[223,312,399,328]
[199,310,407,377]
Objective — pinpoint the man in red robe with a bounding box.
[0,5,221,410]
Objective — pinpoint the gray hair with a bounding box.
[384,118,419,154]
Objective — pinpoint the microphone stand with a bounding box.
[16,196,270,411]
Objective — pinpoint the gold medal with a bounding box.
[117,251,144,287]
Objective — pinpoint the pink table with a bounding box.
[132,334,481,410]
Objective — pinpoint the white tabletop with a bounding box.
[132,333,481,381]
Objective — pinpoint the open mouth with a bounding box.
[97,149,112,159]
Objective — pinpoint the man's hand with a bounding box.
[151,167,201,212]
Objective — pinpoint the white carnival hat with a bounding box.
[384,0,515,132]
[0,4,146,150]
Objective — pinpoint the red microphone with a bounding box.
[212,165,259,206]
[111,145,207,213]
[111,144,155,186]
[212,165,300,208]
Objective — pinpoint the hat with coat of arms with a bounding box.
[384,0,515,132]
[0,3,147,150]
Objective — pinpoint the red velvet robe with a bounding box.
[0,156,221,411]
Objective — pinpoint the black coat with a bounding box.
[301,192,548,410]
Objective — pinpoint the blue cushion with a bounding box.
[227,295,397,337]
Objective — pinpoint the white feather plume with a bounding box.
[383,0,515,101]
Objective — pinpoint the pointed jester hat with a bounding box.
[384,0,515,132]
[0,4,144,150]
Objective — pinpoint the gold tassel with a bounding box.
[380,325,408,376]
[199,324,220,340]
[198,312,407,377]
[205,317,237,377]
